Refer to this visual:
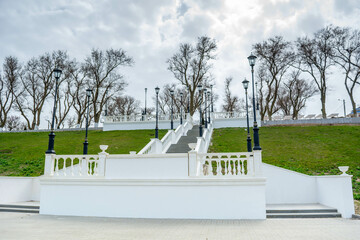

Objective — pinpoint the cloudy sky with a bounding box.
[1,0,360,121]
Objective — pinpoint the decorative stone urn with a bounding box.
[99,145,108,153]
[338,166,349,175]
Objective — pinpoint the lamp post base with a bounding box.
[155,127,159,139]
[247,134,252,152]
[83,141,88,155]
[253,122,262,151]
[45,131,56,154]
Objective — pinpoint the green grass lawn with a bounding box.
[0,129,166,177]
[209,125,360,200]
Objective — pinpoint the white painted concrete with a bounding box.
[263,163,355,218]
[105,154,189,179]
[317,176,355,218]
[103,120,180,131]
[0,177,40,203]
[40,178,266,219]
[263,163,317,204]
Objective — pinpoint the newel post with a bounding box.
[188,150,198,176]
[44,154,55,176]
[253,150,262,176]
[98,145,109,176]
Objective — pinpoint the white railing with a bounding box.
[196,152,254,177]
[213,112,248,119]
[44,146,108,177]
[138,120,194,154]
[105,113,183,123]
[194,123,213,154]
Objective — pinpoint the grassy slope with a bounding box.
[0,129,166,176]
[209,125,360,199]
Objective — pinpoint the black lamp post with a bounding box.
[144,88,147,115]
[338,99,346,117]
[207,92,211,123]
[255,82,259,111]
[170,89,174,130]
[204,88,208,129]
[242,79,252,152]
[104,89,108,117]
[155,87,160,138]
[187,86,190,114]
[46,68,62,154]
[197,85,203,136]
[83,88,92,155]
[248,53,261,150]
[210,84,214,112]
[180,92,183,124]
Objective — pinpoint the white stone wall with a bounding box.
[0,177,40,203]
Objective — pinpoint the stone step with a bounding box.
[266,204,340,218]
[166,125,200,153]
[267,212,341,218]
[0,204,40,214]
[266,208,338,213]
[0,204,39,209]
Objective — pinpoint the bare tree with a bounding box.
[14,50,69,129]
[0,56,21,128]
[222,77,240,112]
[83,48,133,126]
[256,65,269,120]
[6,115,25,131]
[295,26,334,118]
[167,36,217,115]
[67,60,88,127]
[108,95,140,116]
[331,26,360,117]
[277,70,318,119]
[254,36,295,120]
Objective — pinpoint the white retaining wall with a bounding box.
[263,163,355,218]
[213,117,263,128]
[40,178,266,219]
[0,177,40,203]
[106,154,189,179]
[262,117,360,126]
[103,120,180,131]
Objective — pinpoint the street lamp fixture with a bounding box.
[155,87,160,138]
[242,78,252,152]
[197,85,203,136]
[180,92,183,124]
[83,88,92,155]
[248,53,261,150]
[46,68,62,154]
[170,89,174,130]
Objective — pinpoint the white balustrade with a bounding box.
[44,146,108,177]
[213,112,248,119]
[105,113,182,123]
[196,152,254,177]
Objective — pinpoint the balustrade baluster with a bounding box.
[55,158,59,176]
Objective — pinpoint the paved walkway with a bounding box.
[1,212,359,240]
[166,125,199,153]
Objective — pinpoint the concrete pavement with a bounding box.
[0,212,359,240]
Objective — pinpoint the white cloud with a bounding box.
[0,0,359,123]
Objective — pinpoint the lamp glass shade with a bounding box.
[86,89,92,97]
[197,85,202,92]
[170,90,174,96]
[247,53,257,67]
[180,92,183,97]
[53,68,62,79]
[204,88,207,93]
[155,87,160,94]
[242,79,249,90]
